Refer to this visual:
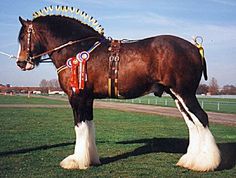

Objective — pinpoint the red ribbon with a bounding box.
[70,57,79,93]
[68,51,90,94]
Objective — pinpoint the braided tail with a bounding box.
[202,56,208,80]
[198,46,208,81]
[193,36,208,81]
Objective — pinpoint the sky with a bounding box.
[0,0,235,87]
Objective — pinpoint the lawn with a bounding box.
[0,95,235,177]
[0,95,68,105]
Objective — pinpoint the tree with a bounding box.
[196,84,209,95]
[39,79,47,87]
[49,79,60,88]
[39,79,60,88]
[221,85,236,95]
[208,77,219,95]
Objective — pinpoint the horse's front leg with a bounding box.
[60,96,100,170]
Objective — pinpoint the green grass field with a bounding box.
[0,95,68,105]
[0,95,235,177]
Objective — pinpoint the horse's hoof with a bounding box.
[60,154,88,170]
[176,151,220,172]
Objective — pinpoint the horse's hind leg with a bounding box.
[169,89,221,171]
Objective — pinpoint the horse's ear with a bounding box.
[19,16,28,26]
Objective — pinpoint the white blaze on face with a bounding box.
[16,43,35,70]
[17,44,21,61]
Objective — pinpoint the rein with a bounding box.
[30,37,101,61]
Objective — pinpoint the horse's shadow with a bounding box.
[0,142,75,157]
[100,137,236,171]
[0,138,235,171]
[101,138,188,164]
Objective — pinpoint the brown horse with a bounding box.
[16,10,220,171]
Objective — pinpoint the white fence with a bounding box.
[101,97,236,113]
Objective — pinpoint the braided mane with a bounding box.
[32,5,104,35]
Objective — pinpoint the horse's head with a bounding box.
[17,17,45,71]
[17,8,105,70]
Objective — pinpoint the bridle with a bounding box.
[24,23,103,64]
[26,24,35,64]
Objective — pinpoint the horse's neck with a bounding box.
[37,25,100,68]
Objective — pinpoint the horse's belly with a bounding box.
[118,78,152,99]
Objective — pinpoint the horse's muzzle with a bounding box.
[17,61,35,71]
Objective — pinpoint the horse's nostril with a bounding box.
[17,61,27,68]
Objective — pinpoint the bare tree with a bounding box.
[39,79,60,88]
[39,79,48,87]
[50,79,60,88]
[221,85,236,95]
[208,77,219,95]
[196,84,209,95]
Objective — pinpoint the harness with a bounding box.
[20,24,124,96]
[57,41,102,94]
[57,39,122,97]
[108,40,121,98]
[24,23,103,94]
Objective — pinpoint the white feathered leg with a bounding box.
[172,90,221,171]
[60,120,101,169]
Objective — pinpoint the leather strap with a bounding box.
[108,40,121,98]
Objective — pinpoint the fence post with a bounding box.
[148,99,150,105]
[165,99,168,106]
[217,102,220,111]
[201,101,204,109]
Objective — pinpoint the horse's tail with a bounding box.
[198,46,208,81]
[202,56,208,80]
[193,36,208,81]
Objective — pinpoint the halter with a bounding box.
[24,24,103,64]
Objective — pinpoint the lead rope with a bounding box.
[0,51,18,60]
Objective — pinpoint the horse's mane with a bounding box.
[32,5,104,35]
